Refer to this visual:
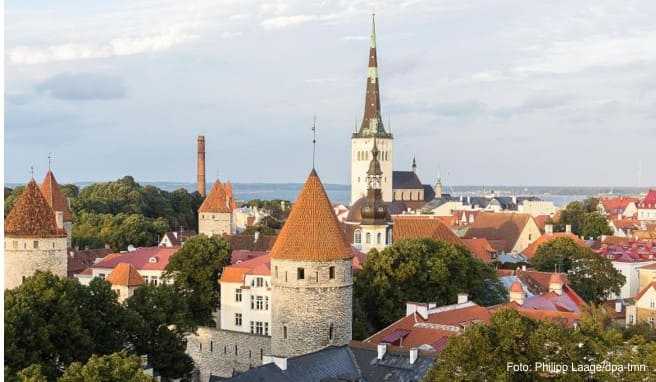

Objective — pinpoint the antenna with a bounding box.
[48,152,54,170]
[312,115,317,169]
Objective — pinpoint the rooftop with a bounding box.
[40,170,73,221]
[92,246,179,271]
[106,262,145,286]
[5,179,66,238]
[463,212,535,252]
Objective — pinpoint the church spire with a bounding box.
[356,14,389,138]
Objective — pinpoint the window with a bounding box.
[260,348,264,360]
[315,271,319,282]
[256,296,264,310]
[33,241,39,249]
[297,268,305,280]
[52,242,55,248]
[210,341,213,352]
[528,234,532,241]
[151,277,158,286]
[285,271,288,282]
[199,343,202,351]
[12,241,18,249]
[265,322,269,336]
[256,277,264,287]
[224,345,227,354]
[376,233,382,244]
[329,323,334,340]
[255,322,263,335]
[250,321,255,334]
[250,295,255,309]
[354,230,361,244]
[366,233,371,244]
[235,345,238,355]
[116,289,121,296]
[329,266,335,279]
[265,296,269,310]
[275,266,278,279]
[235,313,242,326]
[651,300,656,309]
[283,325,288,339]
[99,273,106,280]
[235,288,242,302]
[143,276,149,284]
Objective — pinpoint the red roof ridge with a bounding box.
[270,169,352,262]
[199,179,234,213]
[106,262,145,286]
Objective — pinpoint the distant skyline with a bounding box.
[5,1,656,187]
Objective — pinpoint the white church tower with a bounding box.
[351,15,393,205]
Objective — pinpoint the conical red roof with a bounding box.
[40,170,73,221]
[5,179,66,238]
[106,263,144,286]
[510,280,524,293]
[270,169,352,262]
[199,180,233,213]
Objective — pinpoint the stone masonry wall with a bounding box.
[4,236,67,290]
[186,327,271,381]
[270,259,353,358]
[199,213,232,237]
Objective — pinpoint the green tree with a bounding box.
[531,237,582,272]
[354,239,506,333]
[72,212,168,251]
[4,185,25,217]
[125,285,194,380]
[59,352,153,382]
[580,212,613,240]
[568,249,625,303]
[59,184,80,199]
[163,235,231,325]
[16,365,48,382]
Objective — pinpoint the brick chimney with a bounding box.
[197,135,206,196]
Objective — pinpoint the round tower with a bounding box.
[270,169,353,358]
[4,179,68,290]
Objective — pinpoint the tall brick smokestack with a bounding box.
[197,135,206,196]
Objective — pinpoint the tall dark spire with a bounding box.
[355,14,390,138]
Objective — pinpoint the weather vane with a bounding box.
[48,152,54,170]
[312,115,317,169]
[29,166,35,179]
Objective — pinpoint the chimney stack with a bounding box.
[197,135,206,196]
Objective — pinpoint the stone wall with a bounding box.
[199,212,233,237]
[270,259,353,358]
[186,327,271,381]
[4,236,67,290]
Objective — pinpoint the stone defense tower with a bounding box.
[198,179,237,236]
[359,139,392,252]
[40,170,73,247]
[4,179,68,290]
[197,135,207,197]
[351,15,393,205]
[270,169,353,358]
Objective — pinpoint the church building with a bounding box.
[350,16,433,206]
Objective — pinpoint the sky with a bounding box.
[5,0,656,187]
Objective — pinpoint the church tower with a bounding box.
[359,139,392,252]
[4,179,67,289]
[198,179,237,237]
[351,15,393,205]
[40,170,73,247]
[270,169,353,358]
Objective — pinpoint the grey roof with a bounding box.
[223,344,434,382]
[422,185,435,202]
[422,195,543,212]
[392,171,423,190]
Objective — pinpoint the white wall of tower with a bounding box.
[351,137,393,204]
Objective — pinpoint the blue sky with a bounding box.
[5,1,656,186]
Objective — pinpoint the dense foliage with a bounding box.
[530,237,625,303]
[557,198,612,239]
[163,235,232,325]
[353,239,506,338]
[5,272,193,381]
[425,307,656,381]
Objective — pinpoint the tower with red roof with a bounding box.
[270,169,354,358]
[39,169,73,247]
[4,178,68,289]
[198,179,237,237]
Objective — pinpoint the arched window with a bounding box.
[354,230,362,244]
[376,233,382,244]
[366,233,371,244]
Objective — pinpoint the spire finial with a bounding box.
[48,152,54,170]
[312,115,317,169]
[29,166,35,179]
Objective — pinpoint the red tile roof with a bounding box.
[106,262,145,286]
[392,216,465,247]
[220,254,272,283]
[522,233,586,259]
[67,248,112,277]
[93,247,179,271]
[461,238,496,263]
[600,196,639,214]
[5,180,67,238]
[39,170,73,221]
[510,280,523,293]
[270,169,352,262]
[611,218,640,230]
[463,212,535,252]
[638,189,656,209]
[364,303,492,351]
[199,180,234,213]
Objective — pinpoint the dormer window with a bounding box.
[148,257,158,263]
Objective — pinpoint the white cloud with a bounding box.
[260,14,318,30]
[9,27,198,65]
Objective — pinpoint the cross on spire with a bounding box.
[311,115,317,169]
